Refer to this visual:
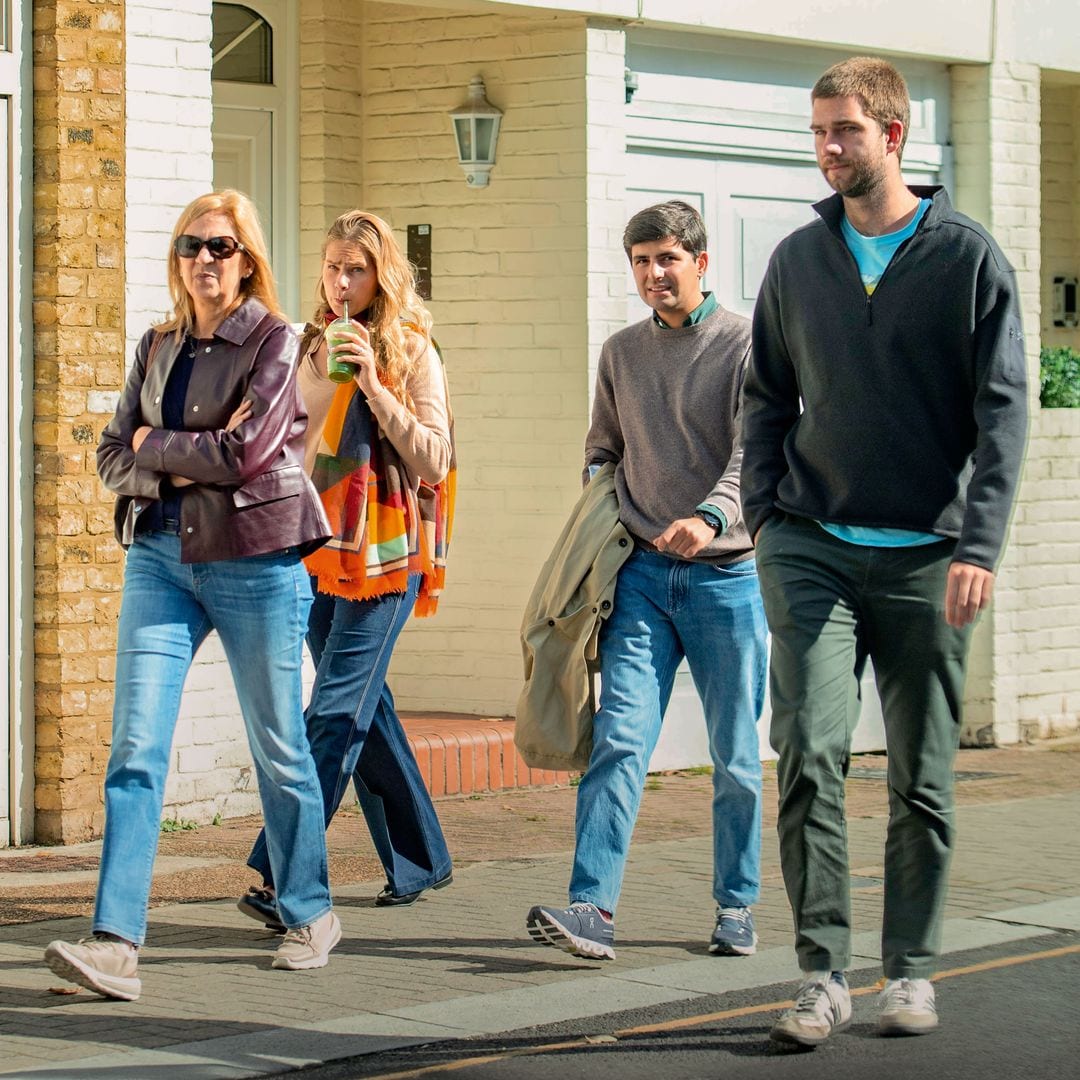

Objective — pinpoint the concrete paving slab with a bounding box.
[981,896,1080,932]
[610,946,894,994]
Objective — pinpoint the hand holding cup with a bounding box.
[327,320,381,398]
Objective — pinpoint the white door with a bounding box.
[213,105,274,255]
[211,0,299,319]
[625,151,830,321]
[625,150,890,769]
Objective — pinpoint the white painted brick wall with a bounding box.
[127,0,594,824]
[1010,409,1080,739]
[125,0,259,827]
[297,0,365,301]
[355,3,594,715]
[953,63,1079,745]
[125,0,214,353]
[586,26,629,393]
[951,62,1040,745]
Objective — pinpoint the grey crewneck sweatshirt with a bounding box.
[585,305,753,564]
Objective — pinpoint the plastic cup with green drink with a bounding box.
[326,300,359,384]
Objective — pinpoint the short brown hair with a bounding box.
[623,200,707,259]
[812,56,911,157]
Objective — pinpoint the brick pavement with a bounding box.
[0,741,1077,1076]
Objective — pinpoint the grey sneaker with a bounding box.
[770,971,852,1047]
[271,910,341,970]
[526,901,615,960]
[709,906,758,956]
[44,935,141,1001]
[877,977,938,1036]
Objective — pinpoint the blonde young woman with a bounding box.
[43,191,341,1000]
[238,211,455,928]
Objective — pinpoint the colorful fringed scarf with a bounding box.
[302,350,455,618]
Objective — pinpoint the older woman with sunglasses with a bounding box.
[44,190,340,1001]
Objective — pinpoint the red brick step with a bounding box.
[399,713,571,797]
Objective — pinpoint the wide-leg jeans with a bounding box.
[754,513,973,979]
[94,532,332,944]
[248,574,452,897]
[570,547,768,915]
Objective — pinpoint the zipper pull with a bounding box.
[866,294,873,326]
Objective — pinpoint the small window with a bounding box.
[212,3,272,85]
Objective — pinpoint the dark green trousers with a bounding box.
[755,513,974,979]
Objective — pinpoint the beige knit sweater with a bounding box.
[297,329,451,491]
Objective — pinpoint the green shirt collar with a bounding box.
[652,291,717,329]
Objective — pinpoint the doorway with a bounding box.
[211,0,299,319]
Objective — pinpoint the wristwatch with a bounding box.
[695,507,724,533]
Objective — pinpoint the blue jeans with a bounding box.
[248,574,452,896]
[570,547,768,915]
[94,532,331,944]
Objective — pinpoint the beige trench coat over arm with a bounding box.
[514,463,634,771]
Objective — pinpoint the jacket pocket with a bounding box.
[232,465,304,508]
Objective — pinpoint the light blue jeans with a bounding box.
[93,532,332,944]
[570,547,768,915]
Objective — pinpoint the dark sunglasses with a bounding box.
[174,234,247,260]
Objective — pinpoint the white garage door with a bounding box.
[624,35,952,769]
[625,153,828,322]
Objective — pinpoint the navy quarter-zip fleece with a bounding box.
[741,186,1028,571]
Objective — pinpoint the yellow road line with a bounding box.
[360,941,1080,1079]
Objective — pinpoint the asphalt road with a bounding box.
[290,931,1079,1080]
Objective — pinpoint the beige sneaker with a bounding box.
[44,935,141,1001]
[271,910,341,971]
[770,971,852,1046]
[878,977,938,1036]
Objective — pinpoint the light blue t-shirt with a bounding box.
[820,200,944,549]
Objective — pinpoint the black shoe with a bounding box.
[237,886,287,933]
[374,870,453,907]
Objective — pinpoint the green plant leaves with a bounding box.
[1040,346,1080,408]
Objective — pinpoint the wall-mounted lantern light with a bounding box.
[449,76,503,187]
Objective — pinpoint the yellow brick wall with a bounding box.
[32,0,126,841]
[357,3,593,714]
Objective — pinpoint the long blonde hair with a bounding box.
[157,190,284,338]
[302,211,433,406]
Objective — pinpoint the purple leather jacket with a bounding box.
[97,297,330,563]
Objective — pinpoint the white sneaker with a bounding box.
[878,977,938,1036]
[770,971,852,1047]
[44,935,141,1001]
[271,910,341,970]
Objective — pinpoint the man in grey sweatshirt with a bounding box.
[742,57,1028,1047]
[526,201,768,961]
